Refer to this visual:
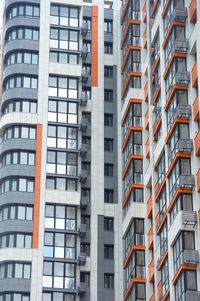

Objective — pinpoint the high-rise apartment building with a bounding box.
[0,0,123,300]
[121,0,200,300]
[1,0,200,301]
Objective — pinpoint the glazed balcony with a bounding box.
[189,0,197,23]
[143,28,147,48]
[145,110,149,129]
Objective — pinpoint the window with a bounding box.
[83,40,91,52]
[104,42,113,54]
[0,177,34,194]
[104,245,114,259]
[81,162,91,175]
[42,292,75,301]
[104,189,114,203]
[48,100,78,124]
[0,233,32,249]
[47,125,78,150]
[43,261,75,289]
[50,28,79,51]
[81,188,90,202]
[2,99,37,115]
[104,165,114,177]
[45,204,76,231]
[175,270,197,301]
[49,75,78,99]
[0,262,31,279]
[170,194,193,224]
[81,215,90,229]
[104,114,113,126]
[2,151,35,167]
[0,293,30,301]
[7,4,40,19]
[131,76,141,88]
[104,217,114,231]
[3,126,36,141]
[104,20,113,33]
[80,272,90,287]
[47,151,77,176]
[0,205,33,222]
[104,273,114,288]
[46,177,77,192]
[82,136,91,150]
[104,66,113,78]
[123,219,144,258]
[4,76,38,90]
[6,51,39,66]
[104,138,113,152]
[104,89,113,102]
[49,51,79,65]
[83,17,91,31]
[6,28,39,42]
[80,243,90,256]
[44,232,76,260]
[50,4,79,27]
[160,222,168,257]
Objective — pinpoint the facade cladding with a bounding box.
[0,0,200,301]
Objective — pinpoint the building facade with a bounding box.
[0,0,122,301]
[121,0,200,300]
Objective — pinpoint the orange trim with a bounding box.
[122,184,144,209]
[161,0,170,18]
[122,45,142,72]
[121,0,131,24]
[163,52,187,80]
[143,28,147,48]
[147,225,154,250]
[153,117,162,140]
[157,250,168,270]
[156,211,168,234]
[155,178,166,201]
[151,0,160,17]
[124,278,146,300]
[147,196,153,218]
[145,137,150,159]
[149,293,156,301]
[172,264,197,285]
[189,0,197,23]
[144,81,148,102]
[123,245,145,269]
[196,169,200,192]
[145,110,149,130]
[122,72,142,99]
[162,21,186,49]
[192,63,198,88]
[121,20,142,49]
[165,118,189,143]
[194,129,200,156]
[162,289,170,301]
[32,124,43,249]
[122,126,143,152]
[166,153,191,178]
[91,6,98,87]
[148,258,154,283]
[193,96,199,121]
[122,154,143,180]
[164,85,188,111]
[121,99,142,125]
[167,188,192,213]
[152,55,160,75]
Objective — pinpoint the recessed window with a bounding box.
[104,245,114,259]
[104,66,113,78]
[104,217,114,231]
[104,138,113,152]
[104,164,114,177]
[50,4,79,27]
[104,20,113,33]
[49,75,78,99]
[104,273,114,288]
[104,189,114,203]
[104,114,113,126]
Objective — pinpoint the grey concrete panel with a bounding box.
[0,139,36,157]
[2,87,38,105]
[3,64,39,82]
[0,279,31,293]
[104,9,113,19]
[4,40,39,57]
[104,33,113,43]
[104,177,115,190]
[6,0,40,9]
[0,219,32,233]
[83,6,92,17]
[1,165,35,179]
[104,260,114,273]
[80,290,90,301]
[4,17,39,37]
[80,230,91,243]
[104,78,114,90]
[104,289,115,301]
[0,192,34,207]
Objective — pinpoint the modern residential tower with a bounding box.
[0,0,200,301]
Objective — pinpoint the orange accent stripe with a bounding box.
[152,55,160,75]
[157,250,168,270]
[152,84,161,104]
[91,6,98,87]
[32,124,43,249]
[172,264,197,285]
[124,278,146,300]
[161,0,170,18]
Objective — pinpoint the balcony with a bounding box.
[79,117,89,132]
[145,110,149,129]
[171,7,188,22]
[174,104,192,118]
[182,249,199,265]
[148,258,154,283]
[192,63,198,87]
[173,39,189,53]
[81,20,88,36]
[79,224,87,238]
[145,137,150,159]
[182,210,198,226]
[80,92,88,106]
[189,0,197,23]
[148,226,154,250]
[157,280,163,300]
[196,169,200,192]
[194,129,200,156]
[143,2,147,22]
[147,195,153,218]
[78,282,87,295]
[144,81,148,102]
[193,96,199,121]
[79,170,88,184]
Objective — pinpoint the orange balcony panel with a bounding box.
[150,18,154,28]
[157,280,163,300]
[149,293,156,301]
[154,181,159,198]
[143,2,147,22]
[147,195,153,218]
[145,110,149,130]
[193,96,199,121]
[198,209,200,229]
[145,137,150,159]
[148,258,155,283]
[192,63,198,87]
[153,118,162,141]
[155,212,161,230]
[196,169,200,192]
[144,81,148,102]
[143,28,147,48]
[148,226,154,250]
[189,0,197,23]
[194,129,200,156]
[153,84,161,104]
[151,0,160,17]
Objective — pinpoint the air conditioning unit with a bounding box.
[80,92,88,106]
[77,282,87,295]
[81,69,89,83]
[79,170,88,184]
[79,118,88,132]
[79,143,87,157]
[81,20,88,36]
[81,44,88,59]
[79,224,87,238]
[80,196,89,210]
[78,253,87,265]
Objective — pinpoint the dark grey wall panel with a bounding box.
[0,192,34,207]
[4,40,39,57]
[2,87,38,105]
[3,64,39,82]
[0,219,32,233]
[4,17,39,37]
[0,279,31,293]
[1,165,35,179]
[0,139,36,156]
